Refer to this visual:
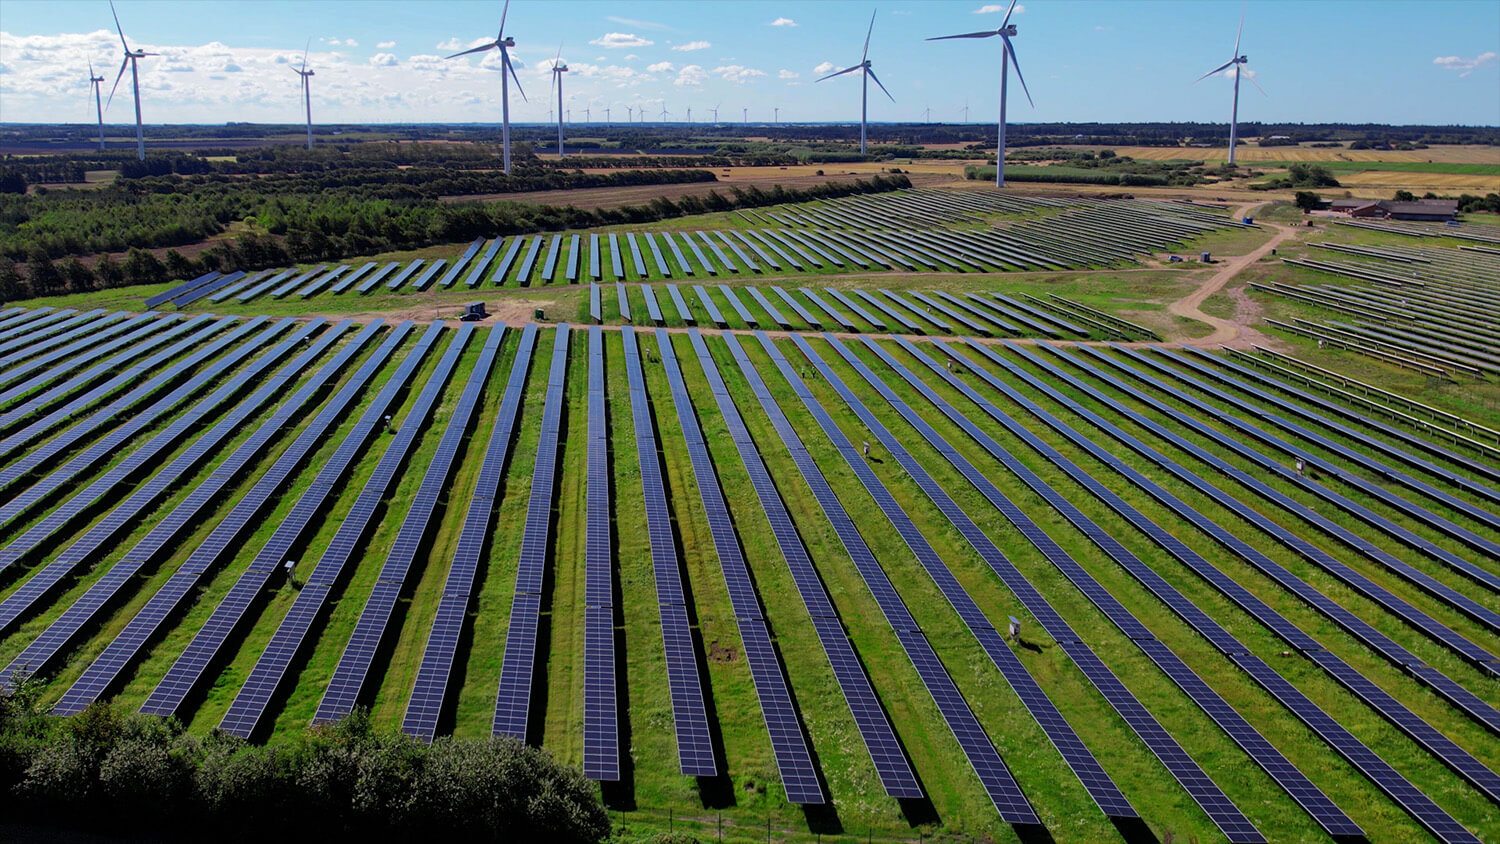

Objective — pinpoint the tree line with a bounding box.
[1,681,609,843]
[0,174,912,303]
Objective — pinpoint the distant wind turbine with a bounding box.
[549,45,567,155]
[626,105,634,121]
[1195,7,1263,165]
[604,106,611,122]
[928,0,1033,187]
[88,60,106,152]
[292,40,315,150]
[686,106,692,123]
[921,105,931,122]
[106,0,158,162]
[659,104,669,122]
[710,102,721,122]
[817,10,894,154]
[446,0,527,175]
[583,105,590,122]
[774,106,779,123]
[742,107,748,123]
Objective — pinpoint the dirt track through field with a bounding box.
[1165,201,1292,349]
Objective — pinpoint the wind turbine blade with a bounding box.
[817,64,863,82]
[445,42,497,60]
[505,51,528,101]
[926,30,1000,40]
[138,52,159,57]
[88,58,94,78]
[1233,5,1244,58]
[1003,35,1034,108]
[554,42,563,64]
[302,37,310,72]
[109,0,130,52]
[498,0,511,40]
[107,58,128,109]
[1000,0,1020,29]
[866,66,895,103]
[1194,60,1235,82]
[1248,72,1268,96]
[862,9,876,62]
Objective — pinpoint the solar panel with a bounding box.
[515,237,544,286]
[174,270,248,307]
[883,290,952,333]
[643,233,674,277]
[0,318,291,526]
[608,234,625,280]
[666,285,695,325]
[796,335,1143,820]
[770,286,819,329]
[438,238,486,287]
[589,234,602,281]
[0,312,176,407]
[492,325,571,740]
[403,324,539,741]
[697,232,739,273]
[641,284,665,324]
[714,231,760,272]
[490,238,525,285]
[7,321,385,702]
[746,287,792,329]
[270,264,326,298]
[463,240,505,287]
[655,328,823,804]
[355,262,401,294]
[616,283,632,323]
[731,230,780,270]
[0,312,153,393]
[824,288,884,330]
[692,286,727,327]
[330,262,379,295]
[220,325,477,738]
[581,326,619,780]
[717,285,757,326]
[625,233,648,278]
[565,234,582,283]
[386,259,424,290]
[145,271,221,308]
[411,258,448,291]
[675,232,712,276]
[687,330,920,799]
[0,309,115,363]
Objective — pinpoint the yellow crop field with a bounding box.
[1073,144,1500,164]
[1336,170,1500,192]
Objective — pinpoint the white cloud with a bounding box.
[778,69,799,79]
[624,54,639,61]
[321,37,359,47]
[1225,66,1257,80]
[370,53,398,67]
[770,17,797,27]
[589,32,653,49]
[813,61,836,74]
[672,40,711,52]
[647,61,674,73]
[1434,51,1497,77]
[438,36,492,53]
[606,16,673,31]
[1094,25,1113,31]
[674,65,708,86]
[714,64,766,83]
[377,40,396,49]
[974,3,1023,13]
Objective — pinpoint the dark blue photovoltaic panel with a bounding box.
[121,323,441,720]
[882,289,950,332]
[12,321,386,705]
[566,235,581,283]
[620,327,716,776]
[641,284,664,324]
[714,231,760,272]
[356,262,401,294]
[0,312,173,407]
[516,237,544,286]
[747,287,791,329]
[270,264,326,298]
[688,330,920,799]
[0,309,109,361]
[608,234,625,280]
[582,325,619,780]
[412,259,448,291]
[655,328,822,804]
[642,233,672,277]
[770,286,819,328]
[0,312,153,393]
[146,271,220,308]
[824,289,883,329]
[219,326,475,738]
[403,324,538,741]
[625,233,648,278]
[493,325,570,740]
[732,231,780,270]
[331,262,379,294]
[438,237,486,287]
[692,286,726,327]
[175,270,248,306]
[852,289,916,332]
[801,333,1140,820]
[384,260,423,291]
[666,285,695,325]
[463,240,505,287]
[616,283,632,323]
[676,232,712,276]
[491,238,524,285]
[718,285,756,326]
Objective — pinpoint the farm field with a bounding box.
[1086,144,1500,164]
[1,188,1498,844]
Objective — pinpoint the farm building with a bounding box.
[1330,198,1458,222]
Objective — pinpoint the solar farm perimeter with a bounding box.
[1,188,1497,844]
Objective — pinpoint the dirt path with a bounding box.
[1167,201,1295,349]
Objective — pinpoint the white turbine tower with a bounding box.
[604,106,611,122]
[774,106,779,123]
[817,10,894,155]
[446,0,527,175]
[710,103,720,122]
[106,0,157,162]
[928,0,1033,187]
[88,60,106,152]
[549,47,568,156]
[742,107,748,123]
[686,106,692,123]
[292,40,314,150]
[659,104,670,122]
[626,105,634,121]
[1195,9,1262,166]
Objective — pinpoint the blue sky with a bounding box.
[1,0,1496,126]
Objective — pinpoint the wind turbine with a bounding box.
[686,106,693,122]
[446,0,527,175]
[106,0,157,162]
[921,105,931,122]
[710,102,720,122]
[817,10,894,154]
[774,106,780,123]
[604,106,611,122]
[659,104,670,122]
[549,45,567,156]
[742,107,748,123]
[583,105,590,122]
[1195,8,1262,166]
[626,105,634,121]
[928,0,1033,187]
[292,40,315,150]
[88,60,106,152]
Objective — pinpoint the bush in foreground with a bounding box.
[1,683,608,843]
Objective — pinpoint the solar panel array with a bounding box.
[960,340,1500,808]
[618,327,716,776]
[315,325,505,725]
[3,320,381,699]
[733,333,1043,823]
[582,326,620,781]
[134,322,446,720]
[219,325,476,738]
[654,328,823,804]
[402,324,538,739]
[686,329,920,799]
[0,312,168,407]
[797,335,1140,820]
[492,324,571,740]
